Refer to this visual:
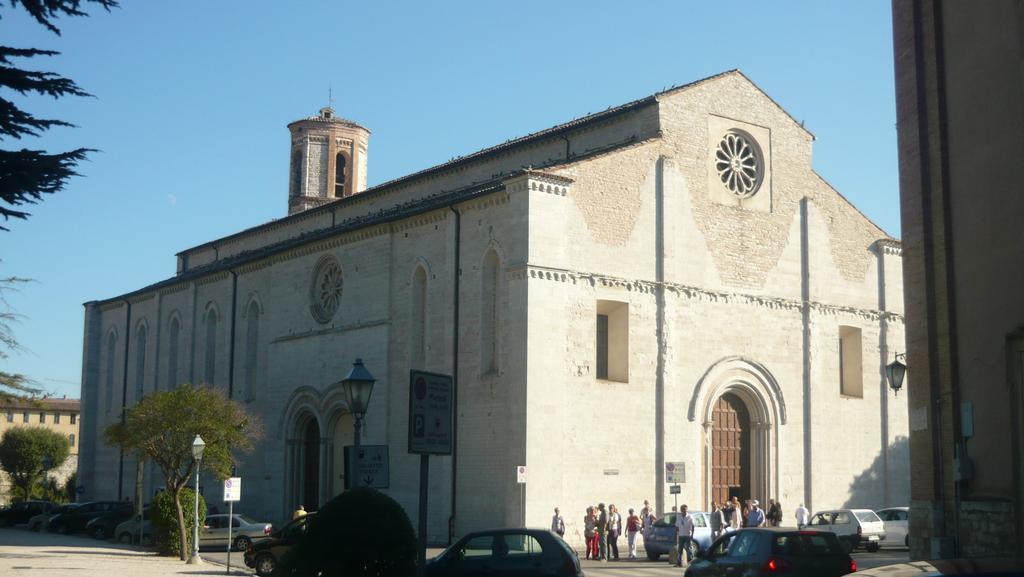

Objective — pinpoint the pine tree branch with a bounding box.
[5,0,119,36]
[0,147,92,228]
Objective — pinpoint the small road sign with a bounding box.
[670,484,681,495]
[345,445,390,489]
[223,477,241,502]
[408,370,453,455]
[516,465,527,484]
[666,462,686,484]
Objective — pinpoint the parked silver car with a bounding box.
[200,513,272,551]
[808,508,886,552]
[115,510,152,545]
[875,506,909,549]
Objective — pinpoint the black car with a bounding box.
[85,504,137,540]
[244,513,315,577]
[48,501,131,534]
[0,500,54,526]
[685,528,856,577]
[426,528,583,577]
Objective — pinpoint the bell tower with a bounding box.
[287,107,370,215]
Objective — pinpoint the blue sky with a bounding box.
[2,1,898,399]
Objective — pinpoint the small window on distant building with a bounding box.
[334,153,347,197]
[839,326,863,397]
[39,412,45,424]
[71,413,77,425]
[596,300,629,382]
[5,411,12,423]
[22,411,28,423]
[54,413,60,424]
[291,150,303,197]
[69,434,75,447]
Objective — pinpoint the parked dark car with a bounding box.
[0,500,54,526]
[244,513,315,577]
[426,528,584,577]
[685,528,856,577]
[28,503,78,532]
[85,504,137,540]
[48,501,131,534]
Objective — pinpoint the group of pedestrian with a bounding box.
[552,499,657,562]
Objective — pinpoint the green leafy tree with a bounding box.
[280,487,417,577]
[104,384,263,560]
[0,0,118,230]
[151,487,205,556]
[0,425,70,501]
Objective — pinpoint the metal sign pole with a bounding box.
[416,454,429,577]
[226,499,233,574]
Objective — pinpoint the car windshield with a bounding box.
[653,514,675,528]
[855,511,881,523]
[773,533,846,556]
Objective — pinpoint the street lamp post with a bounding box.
[340,358,376,448]
[187,435,205,565]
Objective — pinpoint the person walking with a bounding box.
[674,504,695,567]
[795,503,810,529]
[597,503,609,561]
[625,508,641,560]
[551,507,565,538]
[741,500,752,528]
[640,499,654,535]
[768,499,782,527]
[709,501,724,539]
[747,500,766,528]
[728,497,741,531]
[607,504,621,560]
[584,507,598,559]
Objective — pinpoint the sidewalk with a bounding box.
[0,527,248,577]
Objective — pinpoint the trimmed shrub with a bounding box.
[151,487,206,556]
[281,488,417,577]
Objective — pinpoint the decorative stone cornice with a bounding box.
[875,238,902,256]
[523,264,905,323]
[503,170,572,197]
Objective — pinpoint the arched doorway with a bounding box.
[711,393,751,504]
[301,418,321,511]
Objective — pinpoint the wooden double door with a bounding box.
[711,393,751,505]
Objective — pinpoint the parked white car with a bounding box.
[875,507,909,548]
[808,509,886,552]
[200,513,272,551]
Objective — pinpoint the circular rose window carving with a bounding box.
[310,256,343,324]
[715,131,763,198]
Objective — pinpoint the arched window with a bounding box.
[104,331,116,413]
[134,324,147,401]
[167,316,180,389]
[481,250,500,374]
[243,301,260,401]
[204,308,217,385]
[291,150,303,197]
[334,153,347,197]
[410,267,427,369]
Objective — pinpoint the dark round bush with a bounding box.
[281,488,417,577]
[151,487,206,557]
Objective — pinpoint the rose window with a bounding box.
[715,131,762,198]
[310,256,343,323]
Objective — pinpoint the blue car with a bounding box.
[643,511,714,561]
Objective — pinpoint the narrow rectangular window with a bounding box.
[71,413,77,425]
[69,434,75,447]
[53,413,60,424]
[39,412,45,424]
[22,411,28,423]
[5,411,12,423]
[839,326,863,397]
[596,314,609,380]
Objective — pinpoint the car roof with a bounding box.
[462,528,557,537]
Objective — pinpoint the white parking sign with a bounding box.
[223,477,241,502]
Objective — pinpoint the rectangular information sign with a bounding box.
[344,445,390,489]
[665,462,686,484]
[223,477,241,502]
[408,370,453,455]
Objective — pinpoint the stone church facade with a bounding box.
[78,70,908,544]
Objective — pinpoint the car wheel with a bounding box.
[866,542,880,553]
[646,551,660,561]
[30,522,40,532]
[58,524,71,535]
[905,535,909,548]
[254,554,276,577]
[119,532,133,544]
[92,526,107,540]
[233,535,251,551]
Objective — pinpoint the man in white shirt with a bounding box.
[674,504,695,567]
[795,503,810,529]
[551,507,565,537]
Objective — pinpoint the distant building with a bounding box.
[78,70,908,545]
[893,0,1024,560]
[0,397,80,504]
